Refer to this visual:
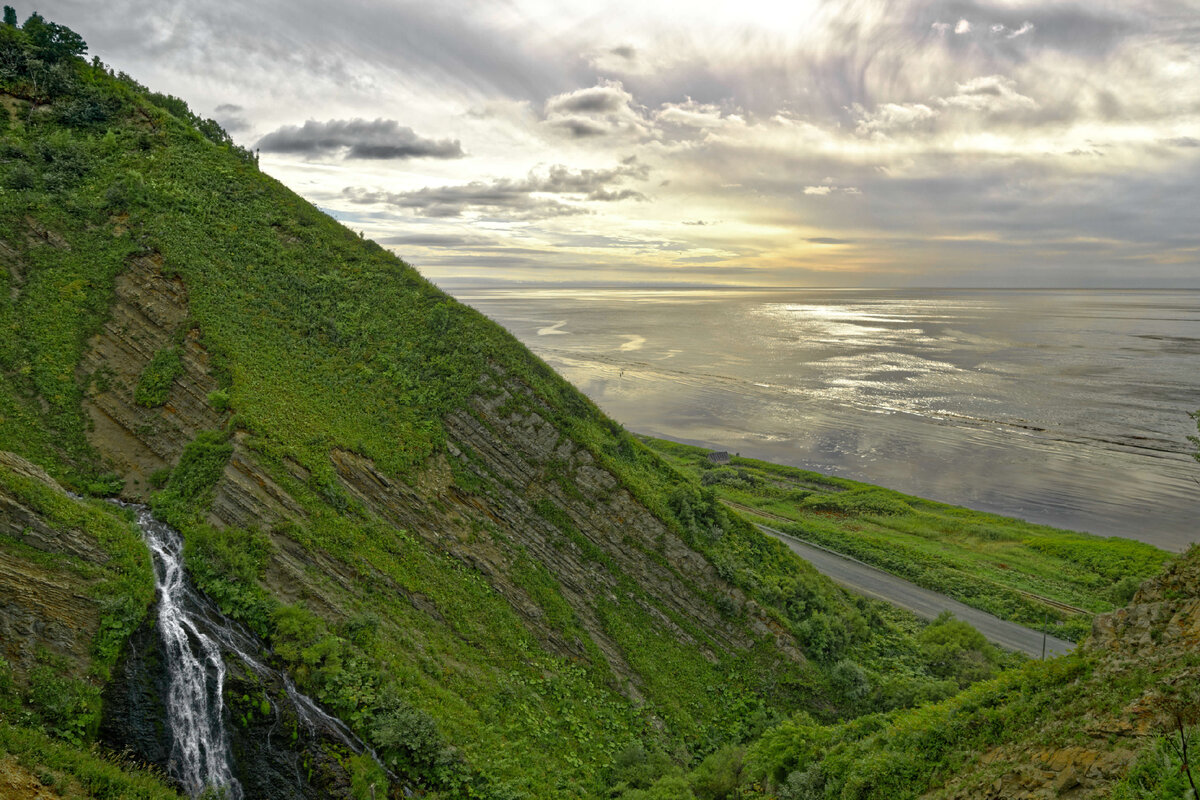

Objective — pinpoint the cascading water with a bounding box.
[137,505,243,800]
[115,503,401,800]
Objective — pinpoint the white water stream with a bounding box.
[126,503,399,798]
[136,505,243,800]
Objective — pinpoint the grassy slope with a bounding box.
[612,544,1200,800]
[0,458,168,797]
[643,437,1170,642]
[0,17,1025,799]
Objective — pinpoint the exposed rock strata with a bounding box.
[0,451,105,682]
[77,253,225,496]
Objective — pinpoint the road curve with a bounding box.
[755,523,1076,658]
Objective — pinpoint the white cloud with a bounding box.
[954,19,971,35]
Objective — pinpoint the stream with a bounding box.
[127,505,394,799]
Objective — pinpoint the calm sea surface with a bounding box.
[450,288,1200,552]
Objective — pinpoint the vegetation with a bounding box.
[644,437,1170,641]
[0,10,1189,800]
[0,11,1006,796]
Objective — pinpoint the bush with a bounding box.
[134,347,184,407]
[207,388,230,413]
[4,161,34,190]
[802,488,912,517]
[917,611,1003,688]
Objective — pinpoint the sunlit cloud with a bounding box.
[37,0,1200,287]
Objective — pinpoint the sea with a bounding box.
[448,287,1200,553]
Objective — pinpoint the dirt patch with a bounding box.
[0,755,65,799]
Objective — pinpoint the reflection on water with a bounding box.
[454,287,1200,552]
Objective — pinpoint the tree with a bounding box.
[21,12,86,62]
[2,7,16,27]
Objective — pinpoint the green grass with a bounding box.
[642,437,1170,641]
[0,721,179,799]
[0,16,1125,798]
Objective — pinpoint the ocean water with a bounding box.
[451,287,1200,552]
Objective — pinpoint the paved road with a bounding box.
[755,523,1077,658]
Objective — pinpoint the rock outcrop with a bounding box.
[77,253,226,497]
[0,451,107,682]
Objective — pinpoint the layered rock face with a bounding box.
[76,255,800,701]
[0,451,106,682]
[76,253,226,496]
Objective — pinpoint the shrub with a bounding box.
[802,488,912,517]
[207,388,230,413]
[134,347,184,407]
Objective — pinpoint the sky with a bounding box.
[33,0,1200,288]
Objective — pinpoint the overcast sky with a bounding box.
[34,0,1200,287]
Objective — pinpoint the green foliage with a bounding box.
[152,430,231,511]
[26,663,98,746]
[1111,729,1200,799]
[642,437,1169,643]
[916,611,1003,688]
[133,346,184,407]
[183,523,274,632]
[801,487,912,517]
[207,388,230,412]
[0,720,178,799]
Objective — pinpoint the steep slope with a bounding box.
[629,544,1199,799]
[0,14,984,800]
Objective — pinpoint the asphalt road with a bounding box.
[755,523,1077,658]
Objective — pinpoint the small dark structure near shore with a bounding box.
[707,451,731,465]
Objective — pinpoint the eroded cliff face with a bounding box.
[932,548,1200,800]
[77,252,226,497]
[0,451,107,683]
[77,254,801,701]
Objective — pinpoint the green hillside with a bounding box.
[0,13,1020,799]
[642,437,1170,643]
[0,12,1194,800]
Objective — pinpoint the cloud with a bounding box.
[379,233,495,247]
[542,80,650,139]
[807,237,852,244]
[940,75,1037,114]
[954,19,971,35]
[992,21,1035,39]
[212,103,250,133]
[256,119,464,160]
[342,160,650,219]
[854,102,938,136]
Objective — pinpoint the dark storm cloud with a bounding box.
[256,119,463,160]
[343,161,649,219]
[542,82,649,139]
[212,102,250,133]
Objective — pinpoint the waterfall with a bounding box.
[137,505,243,800]
[122,503,400,799]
